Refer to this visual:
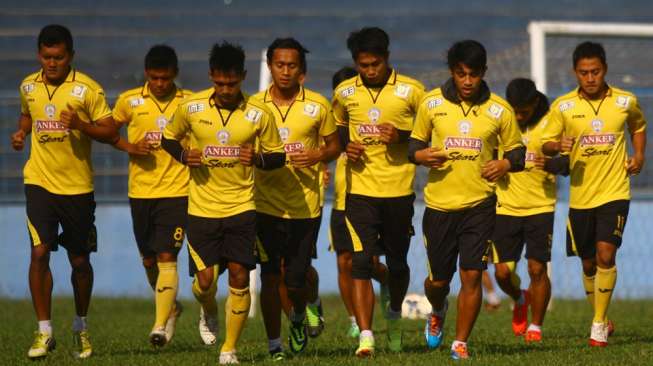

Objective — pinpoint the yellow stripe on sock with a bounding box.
[344,217,364,252]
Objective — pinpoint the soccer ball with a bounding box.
[401,293,432,320]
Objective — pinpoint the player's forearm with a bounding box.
[110,136,131,152]
[79,118,119,144]
[544,155,570,176]
[631,131,646,160]
[408,137,428,164]
[18,114,32,134]
[504,146,526,172]
[541,141,560,156]
[161,136,185,163]
[319,137,341,163]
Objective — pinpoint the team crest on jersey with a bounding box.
[303,103,319,118]
[591,119,603,133]
[22,83,35,95]
[394,83,411,99]
[458,120,472,135]
[559,101,575,112]
[187,103,205,114]
[44,103,56,119]
[278,127,290,143]
[129,97,145,108]
[487,104,504,119]
[367,107,381,123]
[340,86,355,98]
[71,85,87,98]
[245,108,263,123]
[615,95,630,108]
[427,97,443,110]
[217,130,230,145]
[156,115,168,131]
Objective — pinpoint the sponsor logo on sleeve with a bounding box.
[187,103,205,114]
[559,101,575,112]
[129,97,145,108]
[22,83,35,95]
[616,95,630,108]
[487,103,504,119]
[427,97,443,110]
[394,83,411,98]
[245,108,263,123]
[71,85,87,99]
[303,103,319,118]
[340,86,355,98]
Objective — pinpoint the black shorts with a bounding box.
[129,197,188,257]
[25,184,97,255]
[491,212,554,264]
[186,210,257,276]
[329,209,353,253]
[566,200,629,259]
[423,196,496,282]
[256,212,321,275]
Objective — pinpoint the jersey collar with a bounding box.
[355,68,397,87]
[35,67,76,83]
[441,77,491,105]
[575,84,613,100]
[263,84,305,103]
[140,82,183,99]
[208,91,248,110]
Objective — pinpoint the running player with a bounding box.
[541,41,646,347]
[112,45,192,347]
[12,24,118,359]
[333,27,425,356]
[409,40,525,360]
[253,38,339,359]
[161,41,285,364]
[492,78,569,342]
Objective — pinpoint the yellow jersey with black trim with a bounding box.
[253,86,337,219]
[542,86,646,209]
[333,153,347,211]
[496,116,557,216]
[412,89,523,211]
[19,68,112,195]
[163,88,284,218]
[332,70,425,198]
[113,83,192,199]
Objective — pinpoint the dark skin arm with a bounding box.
[11,114,32,151]
[289,132,341,168]
[60,103,119,143]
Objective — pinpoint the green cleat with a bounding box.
[305,302,325,338]
[72,330,92,359]
[387,317,403,352]
[347,323,361,339]
[288,320,308,354]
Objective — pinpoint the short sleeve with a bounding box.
[163,103,190,140]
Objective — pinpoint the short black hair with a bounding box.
[38,24,73,53]
[573,41,606,68]
[346,27,390,59]
[447,40,486,72]
[145,44,178,71]
[332,66,357,90]
[266,38,309,73]
[209,41,245,74]
[506,78,539,108]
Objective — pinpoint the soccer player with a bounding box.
[492,78,569,342]
[409,40,525,360]
[11,24,118,359]
[112,45,192,347]
[333,27,425,356]
[253,38,339,359]
[541,42,646,347]
[161,41,285,364]
[330,66,389,339]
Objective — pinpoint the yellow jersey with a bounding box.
[332,153,348,211]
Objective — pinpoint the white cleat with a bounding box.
[199,307,218,345]
[219,351,239,364]
[165,301,183,343]
[589,322,608,347]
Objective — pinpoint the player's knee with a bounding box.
[337,251,352,273]
[284,269,306,289]
[142,256,156,269]
[351,252,373,280]
[424,277,449,291]
[69,255,92,273]
[582,258,597,276]
[460,269,482,288]
[596,247,616,268]
[156,252,177,263]
[30,245,51,265]
[494,263,512,282]
[527,260,547,281]
[228,265,249,289]
[196,270,214,292]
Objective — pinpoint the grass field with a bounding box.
[1,295,652,365]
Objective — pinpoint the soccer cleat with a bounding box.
[288,320,308,354]
[165,301,183,343]
[386,317,402,352]
[219,351,239,364]
[524,329,542,343]
[450,343,470,360]
[269,347,286,362]
[347,323,361,338]
[512,290,530,336]
[72,330,92,359]
[27,331,56,359]
[149,326,167,347]
[305,302,325,338]
[425,299,448,349]
[607,319,615,337]
[199,307,218,345]
[589,322,608,347]
[355,335,375,358]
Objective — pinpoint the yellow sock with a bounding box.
[154,262,178,328]
[192,265,218,318]
[145,264,159,291]
[220,286,251,353]
[505,261,522,290]
[593,266,617,324]
[582,273,595,310]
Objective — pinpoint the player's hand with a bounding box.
[414,147,448,168]
[60,103,82,131]
[289,149,322,168]
[11,130,26,151]
[322,165,331,186]
[482,159,511,182]
[127,138,153,156]
[239,143,255,166]
[533,155,547,170]
[626,154,645,176]
[378,123,398,144]
[560,135,575,153]
[183,148,202,167]
[345,142,365,162]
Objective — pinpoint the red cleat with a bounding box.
[525,329,542,343]
[512,290,530,336]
